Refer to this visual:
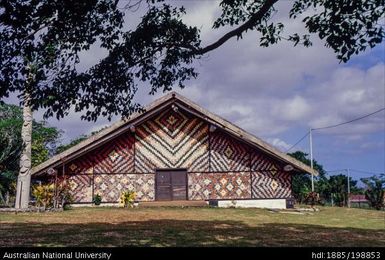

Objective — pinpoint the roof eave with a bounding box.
[32,91,318,176]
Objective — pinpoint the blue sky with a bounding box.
[3,1,384,184]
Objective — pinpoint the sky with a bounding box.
[3,0,385,184]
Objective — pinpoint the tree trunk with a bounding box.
[15,89,33,209]
[5,190,9,206]
[0,192,5,205]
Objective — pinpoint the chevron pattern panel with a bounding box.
[210,131,250,172]
[93,133,135,173]
[66,155,94,175]
[65,133,134,174]
[94,174,154,202]
[250,150,281,172]
[274,171,292,198]
[68,175,93,203]
[135,108,209,173]
[188,172,251,200]
[251,171,292,198]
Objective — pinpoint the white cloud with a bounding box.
[266,138,292,151]
[307,63,385,135]
[272,95,311,121]
[1,0,383,171]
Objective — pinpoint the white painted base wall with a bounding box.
[71,202,140,207]
[216,199,287,209]
[70,200,286,209]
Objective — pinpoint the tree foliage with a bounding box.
[361,174,385,210]
[55,135,88,154]
[1,0,384,122]
[0,0,199,121]
[328,174,358,207]
[287,151,329,203]
[0,102,61,204]
[55,127,106,154]
[213,0,385,62]
[287,151,360,206]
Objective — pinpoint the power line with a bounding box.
[349,169,384,175]
[285,107,385,152]
[325,169,347,173]
[326,169,384,175]
[312,107,385,131]
[285,131,309,152]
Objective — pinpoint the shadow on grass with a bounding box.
[1,220,384,247]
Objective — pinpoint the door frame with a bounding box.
[155,168,188,201]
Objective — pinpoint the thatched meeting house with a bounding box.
[32,92,316,209]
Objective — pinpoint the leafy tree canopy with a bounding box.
[287,151,363,205]
[361,174,385,210]
[55,127,106,154]
[1,0,384,122]
[0,102,61,200]
[288,150,329,202]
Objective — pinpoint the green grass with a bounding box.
[0,206,384,247]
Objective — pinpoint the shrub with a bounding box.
[303,191,323,207]
[54,176,73,209]
[120,190,136,208]
[93,194,102,206]
[32,183,54,210]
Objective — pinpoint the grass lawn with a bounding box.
[0,206,384,247]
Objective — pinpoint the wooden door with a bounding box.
[156,171,172,201]
[156,170,187,201]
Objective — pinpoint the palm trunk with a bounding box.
[15,89,33,209]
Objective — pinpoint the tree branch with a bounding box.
[196,0,279,55]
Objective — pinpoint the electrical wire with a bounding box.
[285,131,309,152]
[285,107,385,152]
[326,169,384,175]
[325,169,348,173]
[312,107,385,131]
[349,169,384,175]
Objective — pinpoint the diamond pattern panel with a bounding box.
[68,175,92,203]
[65,133,134,174]
[94,174,155,202]
[93,133,135,173]
[66,155,94,175]
[188,172,251,200]
[210,131,250,172]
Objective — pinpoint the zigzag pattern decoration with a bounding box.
[210,131,250,172]
[251,171,291,198]
[188,172,251,200]
[135,108,209,173]
[66,155,94,175]
[94,174,154,202]
[251,171,274,198]
[93,134,135,173]
[274,171,292,198]
[251,151,281,172]
[68,175,92,202]
[65,133,134,174]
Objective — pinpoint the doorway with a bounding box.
[155,169,187,201]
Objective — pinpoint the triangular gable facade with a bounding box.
[32,92,316,206]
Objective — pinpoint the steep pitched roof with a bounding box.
[32,92,318,176]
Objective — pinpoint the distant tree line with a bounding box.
[0,102,98,206]
[288,151,385,210]
[1,102,383,210]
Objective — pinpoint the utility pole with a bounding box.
[347,168,351,208]
[309,128,314,192]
